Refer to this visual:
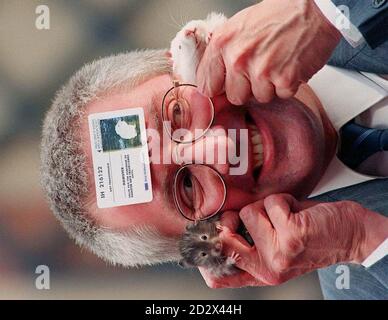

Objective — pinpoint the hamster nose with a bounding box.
[214,241,222,251]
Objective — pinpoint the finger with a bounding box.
[271,72,300,100]
[199,267,265,289]
[217,228,259,275]
[219,210,240,233]
[219,229,252,255]
[263,194,296,231]
[239,201,274,250]
[224,69,251,105]
[250,76,276,103]
[275,85,299,100]
[197,48,225,97]
[299,199,321,210]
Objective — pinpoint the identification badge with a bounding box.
[88,108,153,208]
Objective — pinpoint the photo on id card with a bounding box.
[88,108,153,208]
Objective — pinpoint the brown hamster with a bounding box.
[178,219,240,278]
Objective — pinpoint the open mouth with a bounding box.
[245,113,264,181]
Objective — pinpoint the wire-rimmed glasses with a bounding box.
[161,81,227,221]
[162,81,215,144]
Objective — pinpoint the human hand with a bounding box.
[200,194,382,289]
[197,0,341,104]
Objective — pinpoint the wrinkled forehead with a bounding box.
[79,74,175,213]
[85,74,172,115]
[80,73,173,152]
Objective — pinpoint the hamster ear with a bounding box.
[185,222,197,231]
[178,259,192,269]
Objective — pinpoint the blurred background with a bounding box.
[0,0,323,299]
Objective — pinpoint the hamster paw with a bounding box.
[215,222,223,232]
[184,26,208,46]
[215,223,233,235]
[226,251,241,265]
[184,28,197,43]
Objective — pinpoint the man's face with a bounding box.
[81,74,336,237]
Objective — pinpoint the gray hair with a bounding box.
[40,49,181,267]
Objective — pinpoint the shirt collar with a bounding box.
[307,65,388,197]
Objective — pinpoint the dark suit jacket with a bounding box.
[331,0,388,48]
[316,2,388,297]
[329,0,388,74]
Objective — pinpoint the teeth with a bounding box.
[251,133,262,145]
[254,153,263,161]
[248,123,264,169]
[253,154,263,168]
[253,143,263,154]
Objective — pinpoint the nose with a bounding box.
[173,125,234,175]
[214,241,222,251]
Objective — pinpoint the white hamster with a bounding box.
[170,12,227,85]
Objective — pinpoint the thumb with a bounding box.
[196,43,225,97]
[263,194,296,231]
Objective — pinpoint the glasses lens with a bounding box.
[162,84,214,143]
[173,164,226,221]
